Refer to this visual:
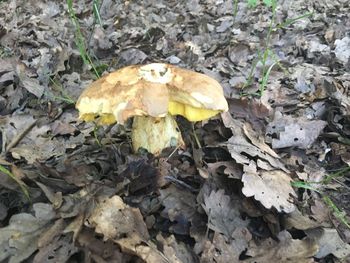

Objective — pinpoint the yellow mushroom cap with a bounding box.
[76,63,228,124]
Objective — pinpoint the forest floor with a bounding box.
[0,0,350,262]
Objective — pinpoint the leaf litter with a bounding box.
[0,0,350,262]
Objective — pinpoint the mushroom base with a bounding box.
[131,114,184,155]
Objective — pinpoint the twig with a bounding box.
[4,119,37,154]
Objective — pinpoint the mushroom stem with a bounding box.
[131,114,184,154]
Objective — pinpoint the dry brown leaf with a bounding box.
[86,195,149,241]
[310,199,332,225]
[50,120,76,136]
[58,187,92,219]
[202,189,248,238]
[117,232,167,263]
[266,111,327,149]
[305,228,350,259]
[33,235,77,263]
[222,112,288,172]
[201,231,251,263]
[36,182,63,209]
[283,208,325,230]
[86,195,168,262]
[334,36,350,65]
[207,161,242,179]
[63,213,84,242]
[16,63,45,98]
[228,98,270,130]
[246,230,318,263]
[241,162,296,213]
[159,184,197,235]
[77,229,126,262]
[0,114,83,164]
[243,122,279,158]
[0,114,36,152]
[0,203,56,263]
[156,234,196,263]
[37,218,65,248]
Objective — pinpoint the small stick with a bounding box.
[4,119,37,154]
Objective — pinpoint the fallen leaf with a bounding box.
[50,120,76,136]
[202,189,248,238]
[266,111,327,149]
[207,161,242,180]
[33,234,78,263]
[118,160,161,195]
[156,234,196,263]
[0,114,83,164]
[243,122,279,158]
[116,232,167,263]
[0,114,36,152]
[159,184,197,235]
[310,199,332,225]
[37,218,65,248]
[119,48,148,65]
[246,230,318,263]
[334,36,350,65]
[283,208,325,230]
[77,229,126,262]
[201,231,251,263]
[305,228,350,259]
[228,98,270,130]
[16,63,45,98]
[0,203,55,263]
[86,195,149,241]
[241,162,296,213]
[222,112,288,172]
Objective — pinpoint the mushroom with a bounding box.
[76,63,228,154]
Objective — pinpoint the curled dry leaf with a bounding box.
[242,162,296,213]
[221,112,288,172]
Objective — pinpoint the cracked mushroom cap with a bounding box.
[76,63,228,124]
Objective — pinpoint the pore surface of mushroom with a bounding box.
[76,63,228,154]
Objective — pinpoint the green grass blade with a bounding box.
[323,196,350,229]
[0,165,30,200]
[291,180,321,193]
[66,0,100,77]
[93,0,103,27]
[276,12,313,29]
